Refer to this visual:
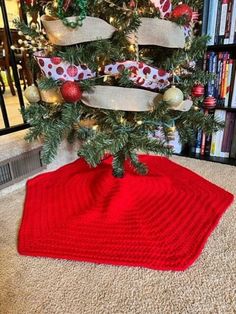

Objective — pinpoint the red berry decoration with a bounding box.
[191,84,205,98]
[203,96,217,109]
[60,81,82,103]
[172,3,193,24]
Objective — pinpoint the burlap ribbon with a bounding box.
[129,18,185,48]
[42,15,185,48]
[41,15,116,46]
[81,86,192,112]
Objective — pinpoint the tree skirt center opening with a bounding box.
[18,155,234,271]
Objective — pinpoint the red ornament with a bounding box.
[60,81,82,103]
[191,84,205,98]
[172,3,193,24]
[203,96,217,109]
[129,0,136,8]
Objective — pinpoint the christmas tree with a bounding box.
[14,0,223,177]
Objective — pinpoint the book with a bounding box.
[195,130,202,154]
[205,134,212,155]
[230,121,236,158]
[228,59,236,106]
[218,0,230,44]
[200,109,212,155]
[231,67,236,107]
[210,110,226,156]
[202,0,210,36]
[205,110,215,155]
[152,129,182,154]
[207,0,220,45]
[221,112,236,157]
[219,52,230,106]
[207,52,216,96]
[200,132,206,156]
[212,53,218,98]
[224,59,234,107]
[215,0,223,44]
[216,52,224,101]
[224,0,233,44]
[169,131,182,154]
[229,0,236,43]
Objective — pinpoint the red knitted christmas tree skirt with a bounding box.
[18,155,234,271]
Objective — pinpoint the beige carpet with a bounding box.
[0,156,236,314]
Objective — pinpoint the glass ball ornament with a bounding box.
[163,86,184,108]
[191,84,205,98]
[60,81,82,103]
[203,96,216,109]
[40,88,63,104]
[24,85,41,103]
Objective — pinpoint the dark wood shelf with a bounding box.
[207,43,236,50]
[214,106,236,111]
[175,152,236,166]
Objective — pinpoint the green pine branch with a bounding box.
[38,77,61,90]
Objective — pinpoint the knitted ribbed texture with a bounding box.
[18,155,234,271]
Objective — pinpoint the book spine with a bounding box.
[215,0,223,44]
[221,111,231,156]
[212,54,218,98]
[210,131,217,156]
[200,109,211,155]
[230,120,236,158]
[215,110,226,157]
[221,112,236,157]
[225,113,236,153]
[222,58,230,106]
[224,0,233,44]
[217,52,224,102]
[219,52,229,106]
[205,134,212,155]
[218,0,230,44]
[202,0,210,35]
[195,130,202,154]
[234,18,236,42]
[207,0,215,44]
[230,66,236,107]
[224,59,233,107]
[169,131,182,154]
[210,110,225,156]
[210,0,220,45]
[207,52,215,96]
[228,59,236,106]
[229,0,236,43]
[205,110,215,155]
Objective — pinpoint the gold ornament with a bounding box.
[24,85,41,103]
[40,88,63,104]
[163,86,184,108]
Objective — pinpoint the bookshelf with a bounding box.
[179,0,236,166]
